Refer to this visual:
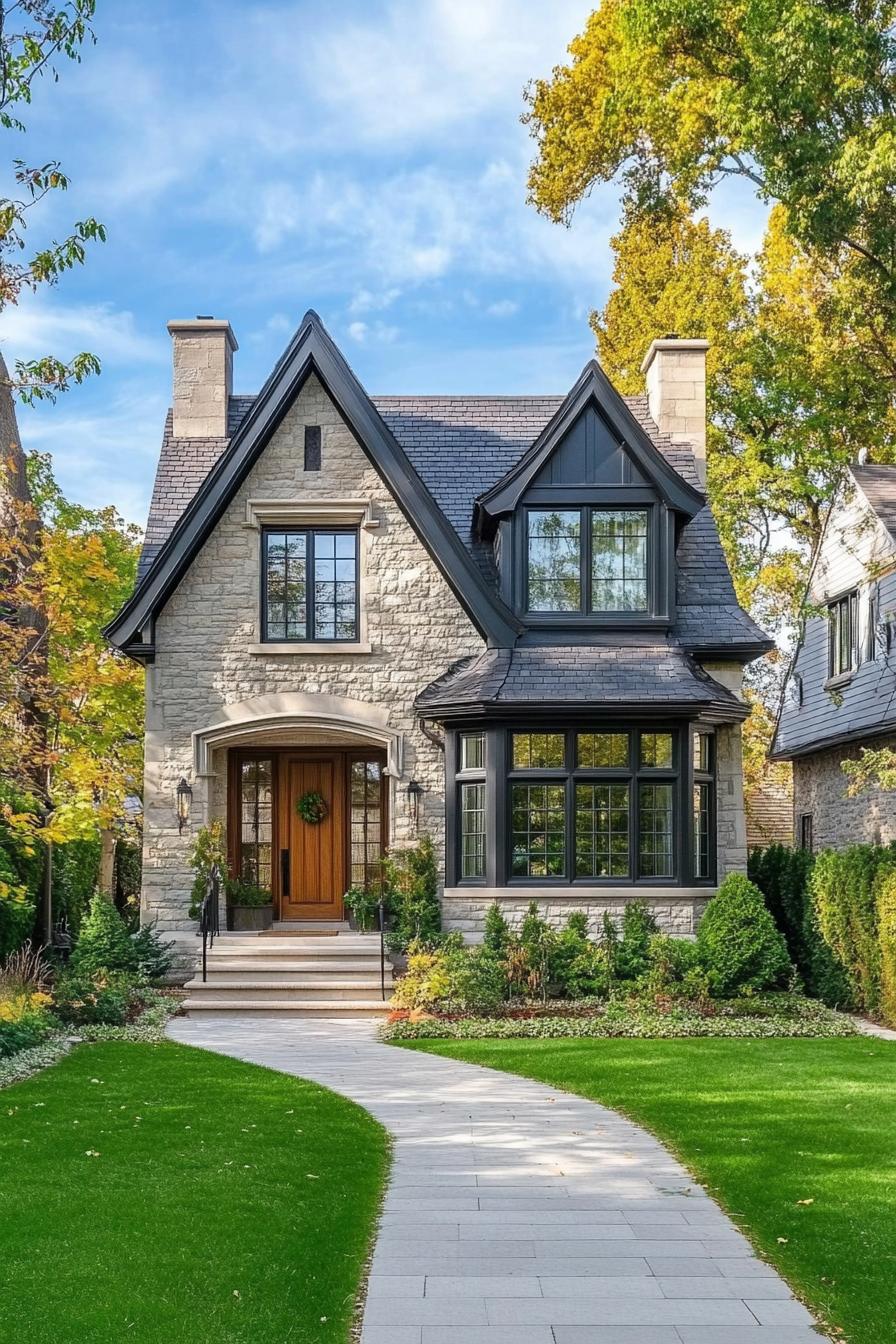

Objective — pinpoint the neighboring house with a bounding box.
[772,464,896,850]
[107,314,770,941]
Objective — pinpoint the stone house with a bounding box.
[772,464,896,850]
[107,313,770,951]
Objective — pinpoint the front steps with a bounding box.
[182,931,393,1016]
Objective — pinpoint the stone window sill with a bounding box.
[248,642,372,656]
[824,671,854,692]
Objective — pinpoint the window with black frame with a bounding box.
[828,590,857,678]
[526,507,650,615]
[457,732,487,880]
[504,728,679,884]
[692,730,715,881]
[262,527,359,642]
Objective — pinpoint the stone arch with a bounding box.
[192,691,404,777]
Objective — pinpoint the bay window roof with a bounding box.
[415,644,748,722]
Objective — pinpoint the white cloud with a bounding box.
[347,319,399,345]
[486,299,520,318]
[18,382,167,526]
[0,300,165,367]
[349,287,402,315]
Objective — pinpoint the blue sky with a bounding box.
[5,0,768,527]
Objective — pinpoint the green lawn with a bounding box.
[0,1041,388,1344]
[402,1037,896,1344]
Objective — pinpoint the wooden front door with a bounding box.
[280,756,345,920]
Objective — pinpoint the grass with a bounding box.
[0,1040,388,1344]
[401,1036,896,1344]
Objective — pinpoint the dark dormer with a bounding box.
[474,361,704,633]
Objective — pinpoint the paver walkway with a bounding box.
[168,1016,824,1344]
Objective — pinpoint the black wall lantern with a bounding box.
[176,777,193,834]
[404,779,422,828]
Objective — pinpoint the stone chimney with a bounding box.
[167,317,238,438]
[640,336,709,487]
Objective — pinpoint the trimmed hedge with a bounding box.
[696,873,791,995]
[748,844,852,1007]
[751,841,896,1026]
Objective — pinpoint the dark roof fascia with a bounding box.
[474,360,705,533]
[684,638,775,662]
[106,312,524,652]
[414,697,748,725]
[769,717,896,762]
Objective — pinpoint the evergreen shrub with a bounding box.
[697,873,791,995]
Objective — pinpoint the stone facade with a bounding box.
[793,733,896,851]
[140,369,750,940]
[443,892,709,940]
[143,373,483,930]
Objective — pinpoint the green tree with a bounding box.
[0,0,104,402]
[525,0,896,349]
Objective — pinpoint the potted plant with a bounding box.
[226,878,274,932]
[343,884,380,933]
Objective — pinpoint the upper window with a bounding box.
[263,527,358,643]
[828,590,858,679]
[526,507,649,615]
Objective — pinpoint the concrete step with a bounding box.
[196,964,394,983]
[209,937,382,955]
[184,979,391,1000]
[182,997,391,1016]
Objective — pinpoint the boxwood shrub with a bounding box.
[696,873,791,996]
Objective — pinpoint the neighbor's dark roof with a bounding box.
[415,643,748,720]
[850,464,896,543]
[135,390,768,656]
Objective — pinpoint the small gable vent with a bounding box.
[304,425,322,471]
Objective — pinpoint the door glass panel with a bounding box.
[351,758,384,892]
[239,757,273,890]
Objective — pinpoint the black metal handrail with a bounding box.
[378,898,386,1001]
[199,865,221,983]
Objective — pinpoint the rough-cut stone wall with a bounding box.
[442,892,709,940]
[715,722,748,879]
[143,374,484,929]
[793,733,896,850]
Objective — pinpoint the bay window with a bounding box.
[452,724,716,887]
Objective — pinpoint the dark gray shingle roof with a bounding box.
[850,464,896,543]
[135,391,767,654]
[415,644,747,718]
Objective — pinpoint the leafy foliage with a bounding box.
[748,842,852,1005]
[383,833,441,951]
[130,923,173,983]
[51,968,139,1026]
[483,900,511,956]
[52,835,99,934]
[187,821,227,919]
[616,900,657,980]
[68,893,138,977]
[0,1,105,402]
[0,779,41,956]
[384,993,855,1041]
[810,844,896,1016]
[696,873,792,995]
[877,868,896,1028]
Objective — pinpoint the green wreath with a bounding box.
[296,789,328,824]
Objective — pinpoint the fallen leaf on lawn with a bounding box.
[777,1237,788,1244]
[796,1198,814,1205]
[85,1150,100,1157]
[306,1173,319,1179]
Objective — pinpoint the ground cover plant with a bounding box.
[400,1035,896,1344]
[0,1040,388,1344]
